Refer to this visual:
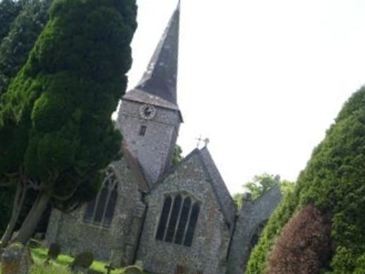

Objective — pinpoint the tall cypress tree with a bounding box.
[0,0,137,244]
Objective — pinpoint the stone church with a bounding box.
[46,3,281,274]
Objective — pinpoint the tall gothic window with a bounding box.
[156,194,200,247]
[84,168,118,227]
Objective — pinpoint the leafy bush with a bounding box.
[246,189,298,273]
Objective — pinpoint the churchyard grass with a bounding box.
[31,247,123,273]
[1,246,149,273]
[30,264,73,274]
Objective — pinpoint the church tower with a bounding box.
[117,2,182,185]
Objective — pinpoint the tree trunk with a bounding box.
[14,191,50,244]
[0,184,27,247]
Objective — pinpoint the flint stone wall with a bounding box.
[227,185,282,274]
[118,99,180,184]
[136,153,232,274]
[46,158,144,266]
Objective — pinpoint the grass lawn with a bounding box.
[1,246,148,274]
[31,247,123,273]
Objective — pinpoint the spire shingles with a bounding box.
[135,3,180,105]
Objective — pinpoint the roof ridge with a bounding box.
[196,148,236,227]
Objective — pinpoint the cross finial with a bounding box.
[203,138,210,147]
[196,136,210,148]
[196,135,203,148]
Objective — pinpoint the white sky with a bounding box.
[126,0,365,194]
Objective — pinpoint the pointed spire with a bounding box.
[135,2,180,105]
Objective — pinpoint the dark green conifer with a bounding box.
[246,86,365,273]
[0,0,137,244]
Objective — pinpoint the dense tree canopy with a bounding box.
[0,0,137,244]
[246,86,365,273]
[245,174,280,200]
[233,174,293,208]
[0,0,52,95]
[0,0,22,42]
[0,0,52,240]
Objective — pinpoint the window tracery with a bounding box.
[83,168,118,227]
[156,194,200,247]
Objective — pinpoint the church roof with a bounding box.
[129,1,180,105]
[122,145,150,193]
[197,147,236,228]
[123,88,179,112]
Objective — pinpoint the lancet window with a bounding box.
[83,168,118,227]
[156,194,200,247]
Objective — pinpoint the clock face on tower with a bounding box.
[140,104,156,120]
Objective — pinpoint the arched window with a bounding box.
[156,194,200,247]
[175,197,191,245]
[165,195,182,242]
[156,196,172,240]
[184,203,200,247]
[83,168,119,228]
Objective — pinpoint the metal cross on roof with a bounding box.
[196,136,210,148]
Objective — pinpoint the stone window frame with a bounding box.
[83,167,119,228]
[155,192,201,247]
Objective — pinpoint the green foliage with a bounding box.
[0,0,22,42]
[246,189,297,273]
[247,174,281,197]
[246,86,365,273]
[245,173,280,199]
[30,264,73,274]
[0,0,137,215]
[30,247,125,273]
[0,0,51,96]
[172,145,183,166]
[233,174,294,209]
[233,193,243,208]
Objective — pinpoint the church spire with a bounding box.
[135,1,180,105]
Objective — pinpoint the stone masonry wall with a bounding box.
[226,185,282,274]
[118,100,180,184]
[136,154,231,274]
[46,158,145,266]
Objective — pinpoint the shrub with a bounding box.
[266,204,331,274]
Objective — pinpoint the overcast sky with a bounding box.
[126,0,365,194]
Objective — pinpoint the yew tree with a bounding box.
[247,86,365,273]
[0,0,137,244]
